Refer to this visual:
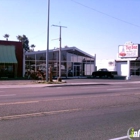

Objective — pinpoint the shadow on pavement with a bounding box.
[88,76,126,80]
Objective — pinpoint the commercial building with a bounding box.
[96,42,140,77]
[25,46,96,78]
[0,40,23,78]
[0,40,96,79]
[116,42,140,76]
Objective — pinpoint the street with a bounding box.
[0,83,140,140]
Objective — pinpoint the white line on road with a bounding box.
[0,108,82,120]
[0,101,39,106]
[0,91,137,106]
[109,135,128,140]
[0,94,16,97]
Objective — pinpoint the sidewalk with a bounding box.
[0,78,140,88]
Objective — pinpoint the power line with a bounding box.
[30,31,46,40]
[71,0,140,28]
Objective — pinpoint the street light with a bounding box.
[46,0,50,81]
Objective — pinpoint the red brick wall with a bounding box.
[0,40,23,77]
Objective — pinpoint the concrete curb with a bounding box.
[43,81,140,87]
[0,83,109,89]
[0,81,140,88]
[45,83,110,87]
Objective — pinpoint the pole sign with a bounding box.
[118,42,139,58]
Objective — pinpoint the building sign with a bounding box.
[118,42,139,58]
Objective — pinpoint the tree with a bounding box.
[3,34,9,41]
[16,35,29,51]
[16,35,22,42]
[30,44,35,51]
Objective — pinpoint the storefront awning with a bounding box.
[0,45,17,63]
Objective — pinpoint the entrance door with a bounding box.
[74,65,80,76]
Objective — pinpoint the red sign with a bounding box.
[118,44,138,58]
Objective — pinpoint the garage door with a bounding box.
[116,62,127,76]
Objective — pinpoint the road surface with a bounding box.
[0,83,140,140]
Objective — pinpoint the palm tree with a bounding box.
[16,35,29,51]
[30,44,35,51]
[3,34,9,41]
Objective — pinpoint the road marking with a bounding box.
[0,92,135,106]
[107,87,140,91]
[0,108,82,120]
[0,94,16,97]
[0,101,39,106]
[109,135,128,140]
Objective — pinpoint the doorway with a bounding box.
[74,65,80,76]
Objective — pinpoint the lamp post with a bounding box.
[46,0,50,81]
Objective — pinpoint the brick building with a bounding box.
[0,40,23,78]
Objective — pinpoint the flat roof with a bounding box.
[26,47,95,59]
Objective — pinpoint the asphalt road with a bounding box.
[0,83,140,140]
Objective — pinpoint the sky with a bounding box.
[1,0,140,60]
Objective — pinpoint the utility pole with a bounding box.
[46,0,50,82]
[52,24,67,81]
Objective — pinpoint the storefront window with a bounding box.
[25,60,35,71]
[67,53,71,62]
[36,53,46,60]
[24,48,95,78]
[77,56,83,62]
[0,64,14,78]
[71,54,78,62]
[61,51,67,61]
[26,54,35,60]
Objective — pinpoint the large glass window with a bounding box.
[24,49,95,77]
[26,54,35,60]
[25,60,35,71]
[77,56,83,62]
[71,54,77,62]
[61,51,67,61]
[0,64,14,78]
[36,53,46,60]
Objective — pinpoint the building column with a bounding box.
[94,54,96,71]
[23,50,25,77]
[126,60,131,80]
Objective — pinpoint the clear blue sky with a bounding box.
[1,0,140,59]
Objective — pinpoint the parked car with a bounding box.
[92,68,115,78]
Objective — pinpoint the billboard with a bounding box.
[118,42,139,58]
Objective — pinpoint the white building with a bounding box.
[96,42,140,77]
[96,59,116,71]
